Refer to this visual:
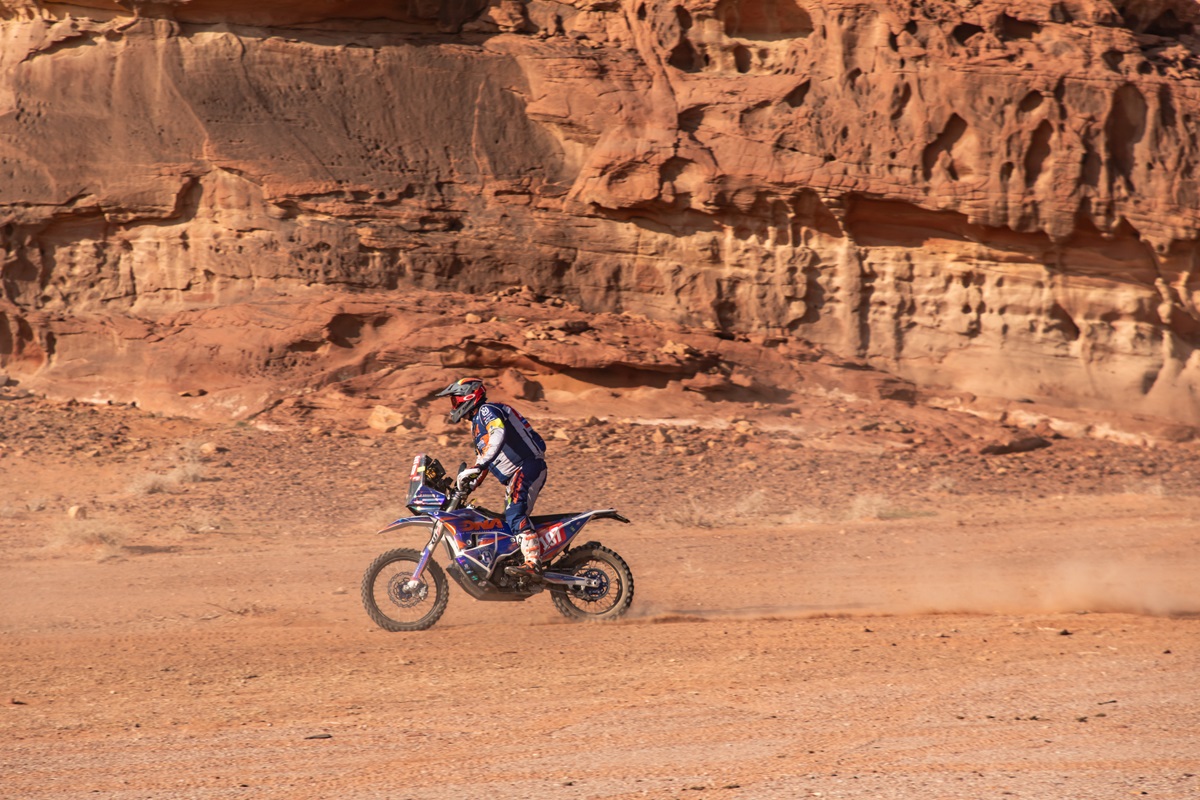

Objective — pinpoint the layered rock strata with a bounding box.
[1,0,1199,426]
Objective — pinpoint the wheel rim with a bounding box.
[372,560,440,625]
[564,560,622,615]
[386,571,428,607]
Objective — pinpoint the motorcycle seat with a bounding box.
[469,507,577,526]
[530,512,576,526]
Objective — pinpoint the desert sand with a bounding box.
[2,392,1197,800]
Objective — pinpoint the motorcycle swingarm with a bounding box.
[541,571,604,589]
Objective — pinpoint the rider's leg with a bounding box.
[505,459,547,570]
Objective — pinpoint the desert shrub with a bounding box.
[48,520,125,561]
[129,463,206,495]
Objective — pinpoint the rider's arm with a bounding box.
[475,413,506,470]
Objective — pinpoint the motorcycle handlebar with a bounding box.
[447,461,472,510]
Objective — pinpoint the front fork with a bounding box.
[405,521,445,592]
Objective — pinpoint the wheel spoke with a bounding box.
[550,544,634,622]
[361,547,449,631]
[566,561,621,613]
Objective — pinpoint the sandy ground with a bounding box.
[2,396,1199,799]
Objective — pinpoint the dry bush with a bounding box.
[778,508,832,525]
[129,463,207,495]
[846,494,890,520]
[657,489,770,529]
[168,462,207,484]
[927,476,959,494]
[175,512,227,535]
[48,520,126,561]
[1123,478,1167,497]
[1,497,51,519]
[845,493,936,521]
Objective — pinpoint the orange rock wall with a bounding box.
[1,0,1199,423]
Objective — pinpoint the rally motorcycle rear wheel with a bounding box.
[549,544,634,621]
[361,547,449,632]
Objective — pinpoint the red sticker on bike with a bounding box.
[539,525,565,549]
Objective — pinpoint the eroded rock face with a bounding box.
[1,0,1199,426]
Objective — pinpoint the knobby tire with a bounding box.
[361,547,450,632]
[549,544,635,621]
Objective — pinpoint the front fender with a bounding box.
[376,516,436,535]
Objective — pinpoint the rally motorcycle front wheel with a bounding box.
[361,547,449,632]
[550,543,634,622]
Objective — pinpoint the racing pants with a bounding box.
[504,458,547,565]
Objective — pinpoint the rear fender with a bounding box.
[535,508,629,561]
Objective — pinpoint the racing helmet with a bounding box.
[436,377,487,424]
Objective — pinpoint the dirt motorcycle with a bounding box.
[361,454,634,631]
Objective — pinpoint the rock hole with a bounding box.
[1048,303,1081,341]
[1102,50,1124,71]
[660,157,691,184]
[1024,120,1053,187]
[997,14,1040,40]
[1119,9,1144,31]
[1017,91,1043,115]
[782,80,810,108]
[1049,3,1074,23]
[890,83,911,120]
[679,106,706,133]
[1159,85,1177,129]
[1146,10,1190,36]
[1080,141,1102,188]
[1106,84,1147,189]
[718,0,814,40]
[734,45,752,73]
[951,22,984,44]
[669,39,701,71]
[921,113,968,180]
[327,314,366,348]
[287,339,323,354]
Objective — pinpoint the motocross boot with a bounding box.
[506,562,543,582]
[506,531,543,582]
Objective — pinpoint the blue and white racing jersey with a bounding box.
[471,402,547,483]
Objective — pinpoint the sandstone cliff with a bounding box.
[1,0,1198,430]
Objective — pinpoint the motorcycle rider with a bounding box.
[436,377,548,580]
